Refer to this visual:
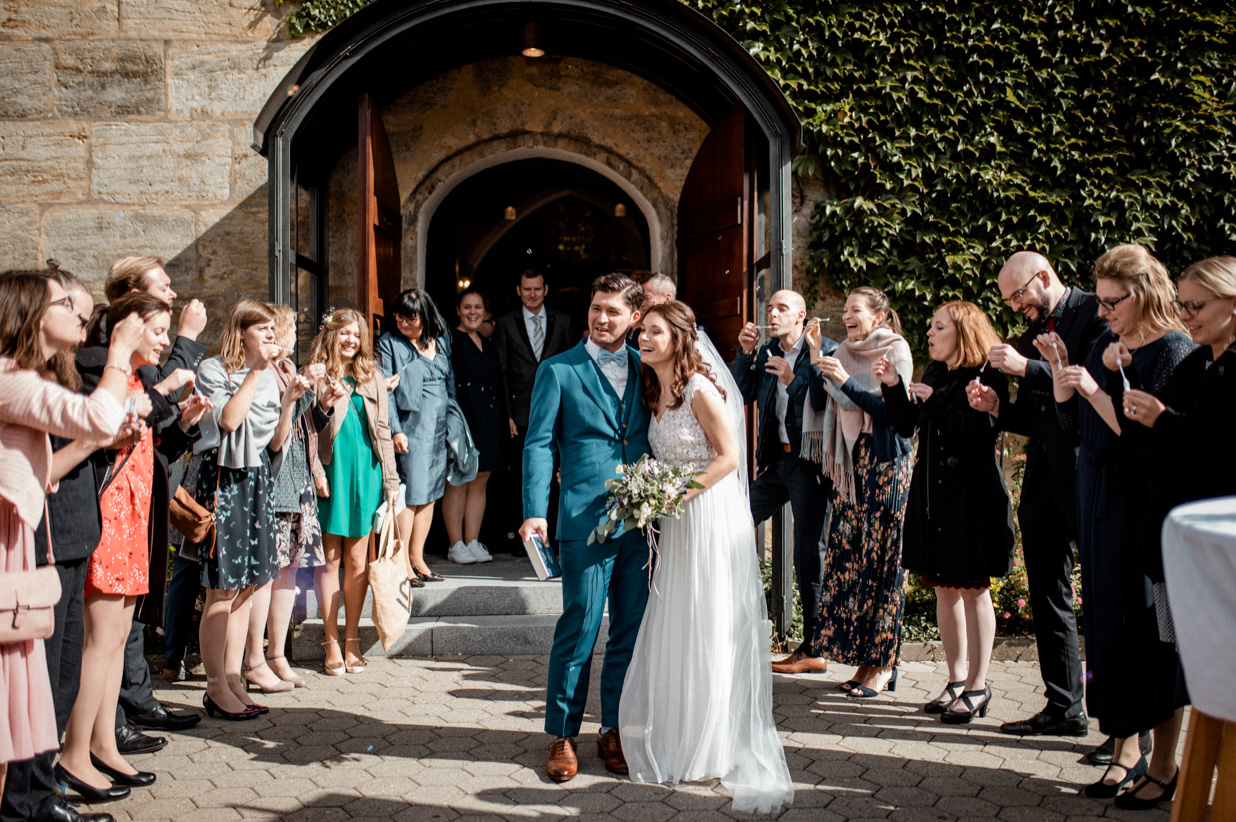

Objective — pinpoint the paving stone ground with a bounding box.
[95,656,1183,821]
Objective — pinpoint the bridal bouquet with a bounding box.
[588,454,703,546]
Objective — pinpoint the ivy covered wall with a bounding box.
[282,0,1235,343]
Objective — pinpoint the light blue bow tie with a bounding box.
[597,348,628,368]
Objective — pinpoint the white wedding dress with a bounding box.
[618,373,794,814]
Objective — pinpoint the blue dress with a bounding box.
[377,331,456,506]
[1070,330,1194,737]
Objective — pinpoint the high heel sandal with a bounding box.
[242,663,294,694]
[89,753,155,786]
[54,763,131,803]
[344,637,367,674]
[847,667,898,699]
[1114,768,1178,810]
[321,639,346,676]
[266,655,306,688]
[1083,755,1148,799]
[203,692,261,721]
[415,567,445,582]
[941,685,991,724]
[925,681,966,714]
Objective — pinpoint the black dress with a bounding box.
[886,362,1015,587]
[1066,330,1194,737]
[1111,341,1236,577]
[451,328,506,473]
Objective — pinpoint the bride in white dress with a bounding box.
[619,301,794,814]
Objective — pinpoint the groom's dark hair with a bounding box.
[590,273,644,313]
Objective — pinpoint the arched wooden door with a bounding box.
[358,93,402,338]
[676,103,756,357]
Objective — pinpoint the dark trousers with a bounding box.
[1,559,89,822]
[116,618,159,728]
[1019,467,1086,718]
[749,449,830,655]
[162,552,200,668]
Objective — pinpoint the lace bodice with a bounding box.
[648,373,721,470]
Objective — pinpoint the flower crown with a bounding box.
[318,306,338,332]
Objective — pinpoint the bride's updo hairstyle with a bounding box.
[640,300,726,412]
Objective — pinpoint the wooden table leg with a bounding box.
[1172,710,1224,822]
[1210,718,1236,821]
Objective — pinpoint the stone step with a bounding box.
[290,614,611,659]
[299,555,564,620]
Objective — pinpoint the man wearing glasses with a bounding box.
[968,251,1110,746]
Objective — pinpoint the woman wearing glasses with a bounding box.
[1101,256,1236,809]
[377,290,462,581]
[1042,244,1193,805]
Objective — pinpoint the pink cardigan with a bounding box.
[0,358,125,528]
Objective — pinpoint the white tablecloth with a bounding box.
[1163,496,1236,723]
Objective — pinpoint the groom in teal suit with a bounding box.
[520,273,652,783]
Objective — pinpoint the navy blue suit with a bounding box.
[730,332,838,654]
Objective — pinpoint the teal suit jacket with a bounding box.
[522,341,652,542]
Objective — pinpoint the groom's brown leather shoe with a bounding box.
[546,736,578,782]
[771,650,828,674]
[597,728,628,774]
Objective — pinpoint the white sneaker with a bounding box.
[467,539,493,563]
[448,540,478,564]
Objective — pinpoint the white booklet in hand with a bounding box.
[523,533,562,581]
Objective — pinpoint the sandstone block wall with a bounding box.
[2,1,827,349]
[0,0,314,345]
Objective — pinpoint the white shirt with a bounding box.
[774,332,804,444]
[585,337,628,399]
[522,305,547,358]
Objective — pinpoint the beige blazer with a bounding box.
[318,373,401,498]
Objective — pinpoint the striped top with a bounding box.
[0,357,125,528]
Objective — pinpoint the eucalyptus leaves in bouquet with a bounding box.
[588,453,703,546]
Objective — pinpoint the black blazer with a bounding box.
[887,362,1015,581]
[731,334,838,468]
[34,337,206,567]
[998,287,1108,518]
[73,340,203,627]
[493,307,574,428]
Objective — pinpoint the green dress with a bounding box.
[318,378,384,538]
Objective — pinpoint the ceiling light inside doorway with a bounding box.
[613,203,627,217]
[504,205,517,220]
[521,21,545,57]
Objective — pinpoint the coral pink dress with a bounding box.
[87,376,153,597]
[0,358,124,763]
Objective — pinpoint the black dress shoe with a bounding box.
[31,794,116,822]
[127,702,201,731]
[115,723,167,754]
[1085,731,1152,765]
[1000,710,1089,736]
[90,753,156,786]
[53,764,131,804]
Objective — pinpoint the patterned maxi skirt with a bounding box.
[810,435,912,666]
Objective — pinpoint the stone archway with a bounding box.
[405,138,671,290]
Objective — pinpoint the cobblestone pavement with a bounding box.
[94,656,1181,821]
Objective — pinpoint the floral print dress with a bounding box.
[810,434,912,666]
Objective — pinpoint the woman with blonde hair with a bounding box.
[806,286,915,699]
[187,300,312,720]
[241,305,327,692]
[310,308,401,676]
[1102,256,1236,809]
[1044,243,1194,801]
[879,301,1015,722]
